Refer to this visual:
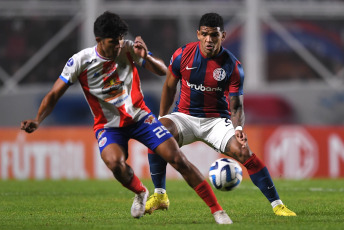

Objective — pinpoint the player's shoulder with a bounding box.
[65,46,99,70]
[185,41,199,49]
[221,47,240,63]
[71,46,97,62]
[173,41,198,55]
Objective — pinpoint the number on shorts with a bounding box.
[224,118,232,127]
[153,126,169,138]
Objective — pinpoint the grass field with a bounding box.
[1,179,343,230]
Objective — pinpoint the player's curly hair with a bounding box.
[199,13,224,31]
[94,11,128,39]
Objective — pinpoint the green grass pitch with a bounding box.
[1,179,343,230]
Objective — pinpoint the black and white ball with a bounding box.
[209,158,243,191]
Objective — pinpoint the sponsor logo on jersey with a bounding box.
[186,80,222,92]
[85,59,97,65]
[213,68,226,81]
[186,66,197,70]
[102,81,124,94]
[99,137,107,148]
[144,115,157,125]
[67,58,74,67]
[97,130,106,140]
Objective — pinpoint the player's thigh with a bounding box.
[202,117,234,152]
[95,128,129,165]
[133,114,172,151]
[101,143,128,168]
[159,117,179,141]
[154,137,185,165]
[163,112,198,146]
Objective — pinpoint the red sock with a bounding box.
[194,180,222,214]
[122,174,146,194]
[243,153,265,175]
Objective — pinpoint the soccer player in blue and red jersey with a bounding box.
[146,13,296,218]
[21,11,232,224]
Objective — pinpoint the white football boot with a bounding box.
[131,187,149,218]
[213,210,233,224]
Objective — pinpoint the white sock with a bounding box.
[154,188,166,194]
[271,199,283,208]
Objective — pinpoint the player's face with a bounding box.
[97,36,123,60]
[197,26,226,58]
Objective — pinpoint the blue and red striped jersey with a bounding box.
[168,41,244,118]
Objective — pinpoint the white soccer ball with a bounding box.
[209,158,243,191]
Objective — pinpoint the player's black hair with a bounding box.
[94,11,128,39]
[199,13,224,31]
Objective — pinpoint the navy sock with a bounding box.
[148,149,167,190]
[244,154,280,203]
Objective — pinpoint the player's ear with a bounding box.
[197,30,201,40]
[221,31,226,41]
[95,37,102,43]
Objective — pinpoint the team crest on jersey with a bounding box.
[144,115,157,125]
[67,58,74,67]
[213,68,226,81]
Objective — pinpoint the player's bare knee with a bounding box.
[102,156,125,173]
[224,138,251,164]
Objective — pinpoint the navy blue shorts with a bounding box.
[95,113,172,154]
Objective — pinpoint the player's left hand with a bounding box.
[235,130,248,149]
[133,36,148,59]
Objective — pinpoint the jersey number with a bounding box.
[153,126,169,139]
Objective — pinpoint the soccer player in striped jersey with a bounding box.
[146,12,296,218]
[21,11,232,223]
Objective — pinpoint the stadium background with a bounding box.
[0,0,344,180]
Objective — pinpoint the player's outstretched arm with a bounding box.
[133,36,167,76]
[159,69,178,117]
[20,78,69,133]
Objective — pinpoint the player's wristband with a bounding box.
[158,116,163,120]
[235,126,243,131]
[142,51,153,68]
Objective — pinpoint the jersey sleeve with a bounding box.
[228,61,244,96]
[59,54,82,85]
[168,47,183,79]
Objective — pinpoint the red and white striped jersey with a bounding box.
[59,40,151,131]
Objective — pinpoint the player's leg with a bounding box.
[97,129,148,219]
[223,135,296,216]
[145,117,180,214]
[146,149,169,214]
[154,138,232,224]
[137,113,231,223]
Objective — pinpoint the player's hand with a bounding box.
[21,120,39,133]
[133,36,148,59]
[235,130,248,149]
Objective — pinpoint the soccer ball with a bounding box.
[209,158,243,191]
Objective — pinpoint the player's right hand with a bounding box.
[235,130,248,149]
[21,120,39,133]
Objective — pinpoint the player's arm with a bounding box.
[20,78,69,133]
[229,95,247,147]
[230,95,245,128]
[133,36,167,76]
[159,68,179,117]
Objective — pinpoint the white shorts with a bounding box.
[162,112,235,152]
